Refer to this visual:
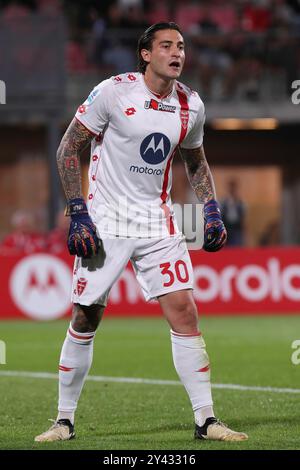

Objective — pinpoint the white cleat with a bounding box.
[195,417,248,442]
[34,419,75,442]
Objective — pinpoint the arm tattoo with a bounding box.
[56,118,95,200]
[180,145,216,203]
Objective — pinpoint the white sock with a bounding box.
[194,405,215,427]
[170,330,214,427]
[57,324,95,425]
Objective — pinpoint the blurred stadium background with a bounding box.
[0,0,300,450]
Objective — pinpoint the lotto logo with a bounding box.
[78,105,86,114]
[114,76,122,82]
[127,74,136,81]
[125,107,136,116]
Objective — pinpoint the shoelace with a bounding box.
[47,418,70,430]
[212,419,228,429]
[47,419,59,430]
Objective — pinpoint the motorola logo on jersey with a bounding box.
[129,165,164,175]
[140,133,171,165]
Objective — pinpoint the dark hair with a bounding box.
[137,22,183,74]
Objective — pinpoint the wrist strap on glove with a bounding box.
[65,198,89,217]
[203,199,221,222]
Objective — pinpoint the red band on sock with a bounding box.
[59,365,74,372]
[172,331,201,337]
[196,364,210,372]
[68,328,94,341]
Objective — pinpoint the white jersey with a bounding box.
[75,72,205,238]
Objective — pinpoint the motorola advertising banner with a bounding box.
[1,247,300,320]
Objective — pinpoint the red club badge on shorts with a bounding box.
[77,277,87,296]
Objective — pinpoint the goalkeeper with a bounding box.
[35,22,247,443]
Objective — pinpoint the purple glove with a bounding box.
[67,198,100,258]
[203,199,227,252]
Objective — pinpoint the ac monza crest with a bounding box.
[180,110,189,129]
[77,277,87,296]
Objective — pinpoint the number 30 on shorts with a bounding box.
[159,260,189,287]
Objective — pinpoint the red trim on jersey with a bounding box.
[68,328,95,341]
[142,77,173,100]
[176,86,189,144]
[75,116,98,137]
[151,90,172,100]
[89,135,105,213]
[160,148,177,235]
[152,91,162,99]
[89,150,102,213]
[161,201,175,234]
[160,85,190,234]
[89,187,98,213]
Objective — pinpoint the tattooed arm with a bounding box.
[179,145,216,203]
[57,118,100,258]
[56,118,95,201]
[180,145,227,251]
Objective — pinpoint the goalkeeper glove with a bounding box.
[203,199,227,252]
[66,197,100,258]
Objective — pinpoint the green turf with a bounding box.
[0,316,299,450]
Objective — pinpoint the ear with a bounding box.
[141,48,151,65]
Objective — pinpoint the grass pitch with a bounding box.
[0,315,299,450]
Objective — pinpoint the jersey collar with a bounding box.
[141,74,175,101]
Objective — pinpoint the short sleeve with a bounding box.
[75,78,115,135]
[180,96,205,149]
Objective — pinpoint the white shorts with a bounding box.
[71,233,194,306]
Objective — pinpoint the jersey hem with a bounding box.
[97,231,183,240]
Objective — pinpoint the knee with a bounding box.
[172,301,199,332]
[180,302,198,322]
[71,303,104,332]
